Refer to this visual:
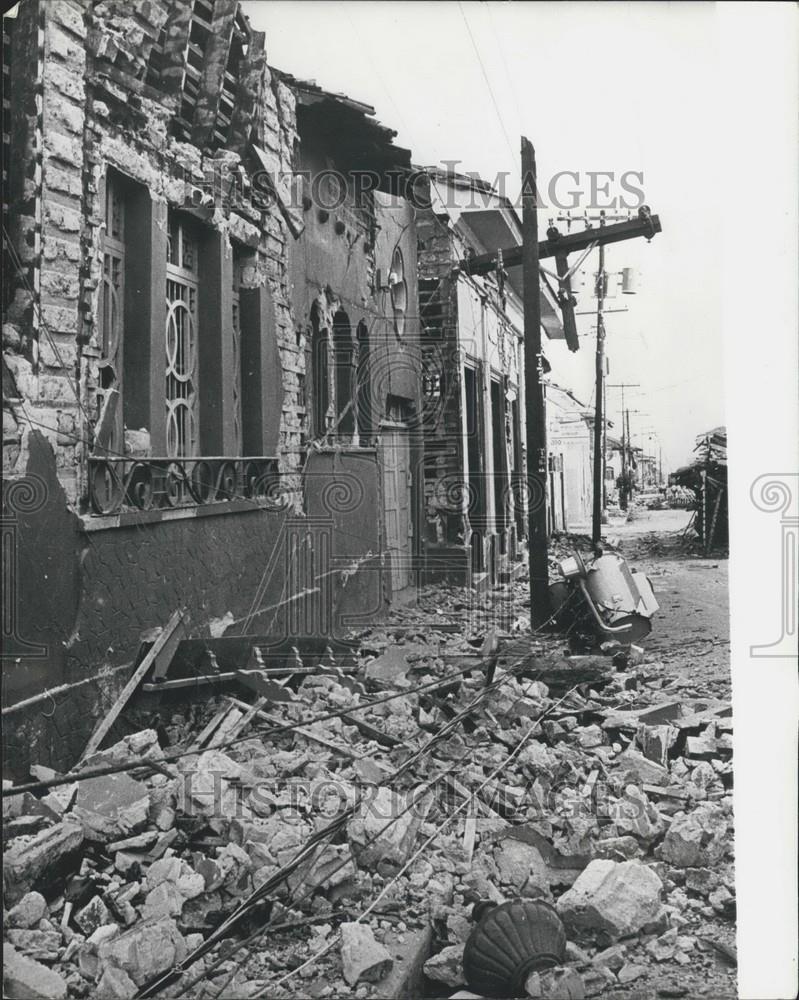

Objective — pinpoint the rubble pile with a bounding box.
[2,582,736,1000]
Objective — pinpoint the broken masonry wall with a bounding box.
[416,199,528,583]
[3,0,86,502]
[371,192,426,600]
[2,0,305,503]
[3,429,385,778]
[0,0,387,775]
[287,120,425,600]
[416,206,465,572]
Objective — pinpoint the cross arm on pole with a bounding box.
[457,209,662,278]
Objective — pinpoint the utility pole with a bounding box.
[591,214,606,546]
[625,408,632,492]
[626,409,649,492]
[602,362,608,509]
[608,383,639,509]
[521,137,550,627]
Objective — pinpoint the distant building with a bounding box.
[415,168,565,586]
[546,384,592,531]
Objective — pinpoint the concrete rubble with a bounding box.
[2,571,735,1000]
[339,922,393,985]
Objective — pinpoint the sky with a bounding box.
[243,0,726,473]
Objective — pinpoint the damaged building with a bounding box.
[416,169,565,588]
[1,0,424,773]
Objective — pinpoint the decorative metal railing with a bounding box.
[88,456,281,516]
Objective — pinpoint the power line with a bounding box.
[457,1,517,163]
[258,684,577,994]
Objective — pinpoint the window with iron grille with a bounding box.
[97,171,127,453]
[165,213,199,458]
[88,170,282,517]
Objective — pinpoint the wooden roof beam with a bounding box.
[191,0,238,149]
[228,28,265,155]
[157,0,193,108]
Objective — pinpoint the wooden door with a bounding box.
[380,428,412,594]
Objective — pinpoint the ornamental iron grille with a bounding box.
[99,172,126,454]
[165,214,199,459]
[87,456,281,516]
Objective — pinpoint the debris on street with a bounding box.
[2,517,735,1000]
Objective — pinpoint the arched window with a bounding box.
[389,247,407,339]
[310,301,330,437]
[356,320,371,445]
[332,309,356,436]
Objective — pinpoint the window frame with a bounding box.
[165,212,201,459]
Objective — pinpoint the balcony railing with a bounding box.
[88,456,281,516]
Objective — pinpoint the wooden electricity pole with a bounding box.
[521,137,550,627]
[457,176,661,623]
[608,382,639,509]
[591,215,606,546]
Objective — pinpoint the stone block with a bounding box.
[73,772,151,842]
[97,917,186,987]
[555,859,663,939]
[74,895,113,936]
[3,943,67,999]
[46,22,86,65]
[611,748,669,786]
[5,929,62,962]
[658,802,729,868]
[43,129,83,166]
[49,1,87,39]
[3,819,84,905]
[340,922,394,987]
[40,303,78,336]
[43,62,85,105]
[347,786,431,872]
[493,838,551,894]
[42,234,81,267]
[378,924,434,1000]
[43,199,82,234]
[525,967,586,999]
[8,891,48,929]
[96,964,138,1000]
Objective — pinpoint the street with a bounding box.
[610,508,731,699]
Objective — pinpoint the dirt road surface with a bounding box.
[609,508,731,699]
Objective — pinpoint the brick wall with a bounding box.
[1,0,392,773]
[3,0,306,505]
